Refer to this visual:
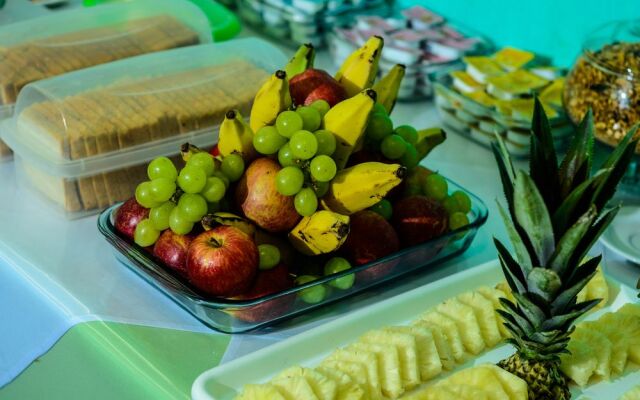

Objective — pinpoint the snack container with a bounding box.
[97,178,488,334]
[1,38,287,218]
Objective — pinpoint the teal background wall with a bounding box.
[399,0,640,67]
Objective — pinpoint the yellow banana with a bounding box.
[321,162,406,215]
[416,127,447,160]
[218,109,257,161]
[323,88,377,169]
[288,210,350,256]
[201,212,256,238]
[284,43,315,81]
[334,35,384,97]
[249,70,292,133]
[180,142,204,162]
[373,64,405,114]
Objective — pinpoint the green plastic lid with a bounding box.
[83,0,241,41]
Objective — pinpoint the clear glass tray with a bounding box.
[97,177,488,334]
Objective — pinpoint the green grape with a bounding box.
[212,171,230,189]
[314,129,337,156]
[149,178,176,202]
[366,112,394,141]
[372,102,388,115]
[294,187,318,216]
[399,143,419,170]
[186,152,215,176]
[177,166,207,194]
[368,199,392,220]
[178,193,208,222]
[442,196,458,215]
[147,156,177,181]
[221,154,244,182]
[134,219,160,247]
[290,130,318,160]
[276,110,303,138]
[309,155,337,182]
[295,275,328,304]
[201,177,226,203]
[296,106,322,131]
[423,174,448,201]
[253,126,287,155]
[324,257,354,290]
[313,181,330,197]
[149,201,176,230]
[169,207,194,235]
[394,125,418,145]
[380,134,407,159]
[451,190,472,214]
[258,244,280,270]
[278,143,296,167]
[135,181,162,208]
[310,99,330,116]
[276,166,304,196]
[449,211,470,231]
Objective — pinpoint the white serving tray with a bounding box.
[192,259,640,400]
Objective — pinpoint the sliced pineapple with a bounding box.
[457,291,503,347]
[560,337,598,387]
[443,384,492,400]
[235,383,287,400]
[442,366,510,400]
[315,367,366,400]
[619,385,640,400]
[359,329,421,390]
[416,311,467,362]
[584,318,629,376]
[586,267,609,309]
[325,348,382,399]
[276,366,337,400]
[412,320,456,370]
[320,360,371,399]
[573,325,613,380]
[493,282,516,302]
[598,311,640,365]
[348,342,403,398]
[385,326,443,381]
[475,364,528,400]
[401,385,458,400]
[618,303,640,318]
[476,286,511,338]
[271,376,319,400]
[435,299,485,355]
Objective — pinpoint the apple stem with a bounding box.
[208,237,222,248]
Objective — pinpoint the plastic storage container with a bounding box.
[0,0,213,162]
[1,38,287,218]
[98,177,488,333]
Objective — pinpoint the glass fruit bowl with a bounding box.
[564,19,640,154]
[97,177,487,333]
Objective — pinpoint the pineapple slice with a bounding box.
[457,291,503,347]
[412,320,456,370]
[586,267,609,309]
[619,385,640,400]
[618,303,640,318]
[573,326,613,380]
[584,318,629,376]
[271,376,319,400]
[598,312,640,365]
[385,326,443,381]
[560,337,597,387]
[436,299,485,355]
[416,311,467,362]
[441,384,491,400]
[348,342,403,398]
[276,366,337,400]
[315,367,366,400]
[401,385,458,400]
[325,348,383,399]
[493,282,516,302]
[475,364,528,400]
[443,366,510,400]
[360,329,421,389]
[476,286,511,338]
[320,360,371,400]
[235,383,287,400]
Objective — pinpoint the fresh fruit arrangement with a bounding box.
[113,37,472,310]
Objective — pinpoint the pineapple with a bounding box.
[436,299,486,354]
[276,366,337,400]
[416,311,467,362]
[476,286,512,338]
[324,348,383,399]
[359,329,421,389]
[572,326,612,380]
[385,326,443,380]
[491,100,638,400]
[458,291,504,347]
[584,319,629,375]
[402,385,458,400]
[443,366,511,400]
[478,364,529,400]
[320,360,371,399]
[411,320,456,370]
[235,383,287,400]
[620,385,640,400]
[348,342,403,398]
[559,338,597,386]
[314,367,366,400]
[271,376,319,400]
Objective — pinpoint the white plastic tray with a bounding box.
[192,259,640,400]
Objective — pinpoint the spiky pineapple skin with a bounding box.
[498,354,570,400]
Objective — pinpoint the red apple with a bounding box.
[231,263,294,322]
[114,197,149,240]
[153,230,193,276]
[236,158,300,233]
[289,68,347,107]
[393,195,448,247]
[342,210,400,265]
[187,226,259,297]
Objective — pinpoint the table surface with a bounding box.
[0,3,639,400]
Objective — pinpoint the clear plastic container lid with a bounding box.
[1,38,287,178]
[0,0,213,116]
